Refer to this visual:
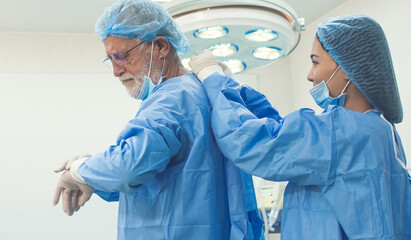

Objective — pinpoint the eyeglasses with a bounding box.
[102,41,145,69]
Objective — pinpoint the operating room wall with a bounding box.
[0,32,131,239]
[286,0,411,162]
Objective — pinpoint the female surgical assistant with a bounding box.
[189,15,411,239]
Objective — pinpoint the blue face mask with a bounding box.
[137,76,162,100]
[137,42,166,101]
[309,66,351,109]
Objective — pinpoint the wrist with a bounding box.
[197,65,224,82]
[69,157,88,184]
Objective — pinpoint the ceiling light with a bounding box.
[181,58,191,71]
[245,29,278,42]
[223,59,246,74]
[208,43,238,57]
[164,0,305,74]
[193,26,229,39]
[253,46,283,60]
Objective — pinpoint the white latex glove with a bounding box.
[54,154,92,173]
[54,154,91,184]
[217,61,235,78]
[189,49,218,74]
[53,170,94,216]
[189,50,224,82]
[53,154,92,216]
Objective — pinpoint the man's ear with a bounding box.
[153,36,170,58]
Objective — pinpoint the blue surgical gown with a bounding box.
[202,73,411,240]
[77,73,261,240]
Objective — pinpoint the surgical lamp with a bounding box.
[163,0,305,73]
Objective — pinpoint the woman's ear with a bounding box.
[341,68,349,81]
[153,36,170,59]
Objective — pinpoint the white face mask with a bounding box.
[137,42,165,101]
[309,66,351,109]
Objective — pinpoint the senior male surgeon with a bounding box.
[52,0,263,239]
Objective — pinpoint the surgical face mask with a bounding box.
[137,42,166,101]
[309,66,351,109]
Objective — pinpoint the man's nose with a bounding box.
[112,62,125,77]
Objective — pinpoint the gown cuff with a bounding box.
[197,65,224,82]
[70,157,88,184]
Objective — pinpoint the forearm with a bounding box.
[215,110,334,185]
[77,123,180,195]
[78,142,171,194]
[203,73,333,184]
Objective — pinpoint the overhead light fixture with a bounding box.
[245,29,278,42]
[253,46,283,60]
[163,0,305,74]
[181,58,191,71]
[194,26,229,39]
[223,59,246,74]
[208,43,238,57]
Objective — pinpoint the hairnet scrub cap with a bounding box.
[316,15,402,123]
[95,0,190,54]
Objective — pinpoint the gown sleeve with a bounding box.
[203,73,334,185]
[77,98,182,197]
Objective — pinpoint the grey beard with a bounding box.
[123,62,163,99]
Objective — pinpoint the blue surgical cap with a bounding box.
[316,15,402,123]
[95,0,190,54]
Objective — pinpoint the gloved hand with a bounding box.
[189,50,224,82]
[53,170,94,216]
[54,154,92,173]
[217,61,235,78]
[188,49,218,74]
